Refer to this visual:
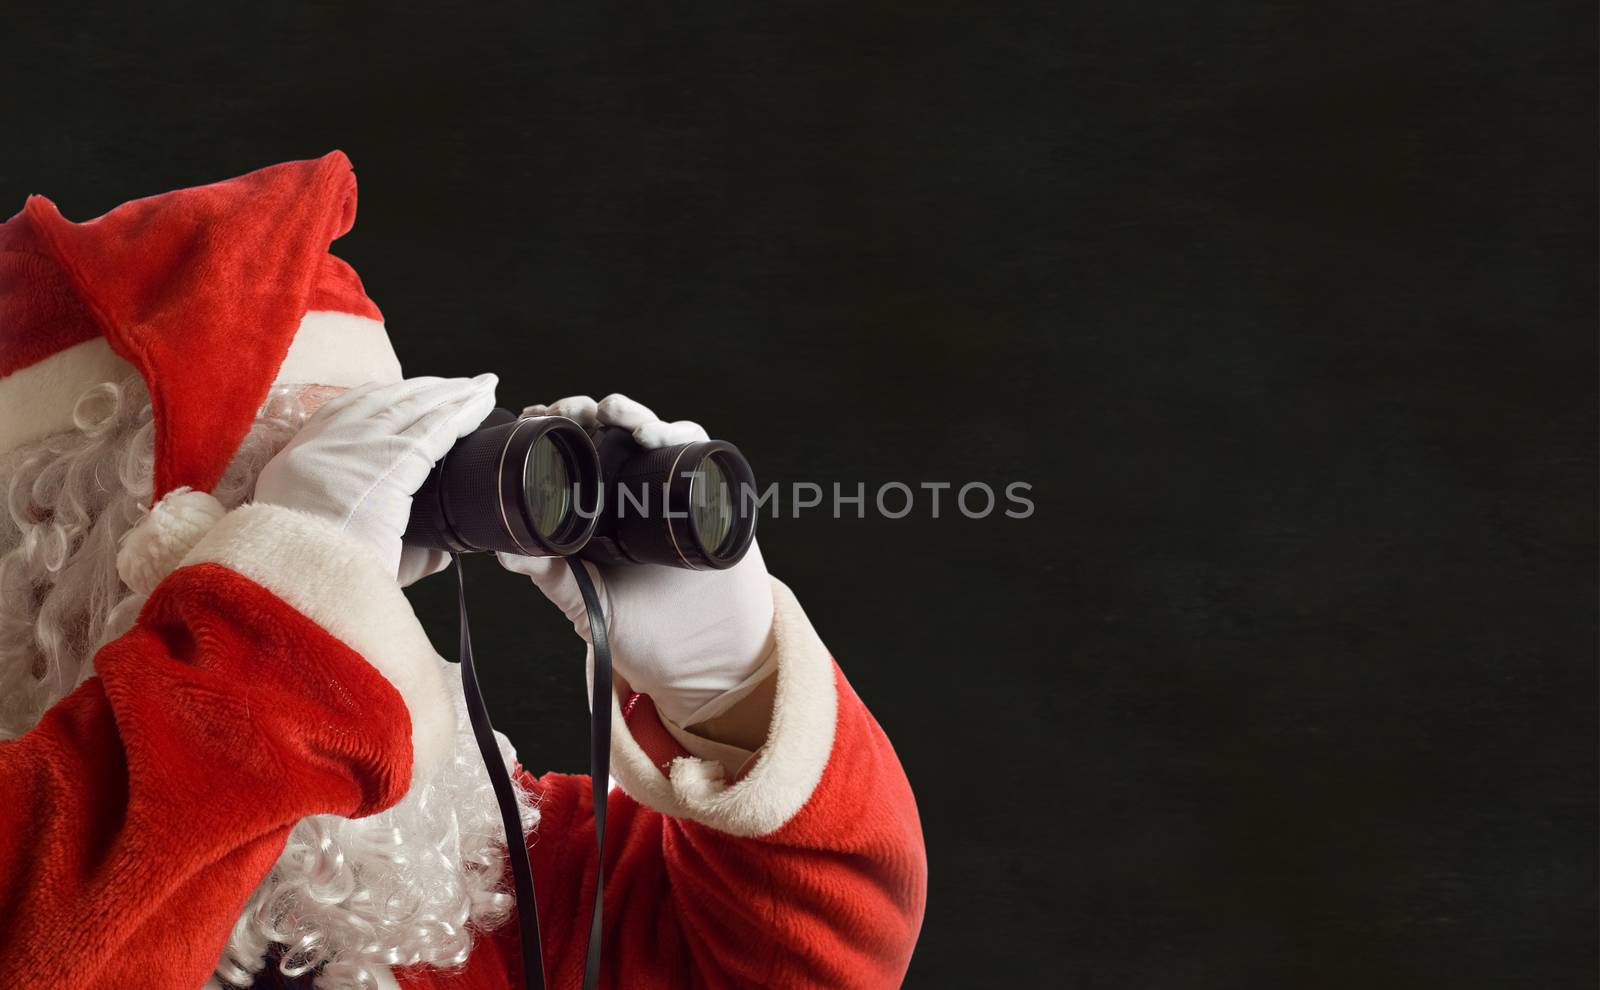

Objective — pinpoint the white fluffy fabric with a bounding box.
[0,373,536,990]
[0,336,138,456]
[115,487,227,596]
[605,578,836,839]
[0,312,402,458]
[275,310,404,389]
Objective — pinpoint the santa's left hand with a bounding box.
[496,394,776,730]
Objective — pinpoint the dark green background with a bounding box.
[4,3,1594,985]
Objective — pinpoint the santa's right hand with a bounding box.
[253,375,498,578]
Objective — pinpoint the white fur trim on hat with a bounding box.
[0,337,137,455]
[606,577,839,837]
[115,487,228,596]
[0,311,402,456]
[179,502,455,789]
[274,310,403,388]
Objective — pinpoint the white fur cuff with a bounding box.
[179,502,456,789]
[116,487,228,596]
[607,578,839,838]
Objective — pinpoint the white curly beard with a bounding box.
[214,667,538,990]
[0,374,535,990]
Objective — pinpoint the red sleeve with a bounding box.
[0,504,457,990]
[404,579,927,990]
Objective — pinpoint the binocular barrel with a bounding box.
[403,408,757,569]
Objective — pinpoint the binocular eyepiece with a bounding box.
[403,409,757,569]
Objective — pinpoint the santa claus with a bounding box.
[0,153,926,989]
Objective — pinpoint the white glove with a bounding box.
[254,375,499,580]
[497,393,776,727]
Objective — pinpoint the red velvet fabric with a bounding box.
[0,153,384,501]
[0,562,414,989]
[0,557,926,988]
[0,217,101,371]
[406,684,929,989]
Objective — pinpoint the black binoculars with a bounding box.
[403,409,757,569]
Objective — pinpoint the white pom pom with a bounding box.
[116,487,227,595]
[668,756,729,801]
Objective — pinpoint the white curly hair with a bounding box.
[0,372,536,990]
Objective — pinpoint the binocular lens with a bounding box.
[403,408,757,570]
[589,435,757,569]
[525,434,571,539]
[403,411,600,558]
[691,455,735,553]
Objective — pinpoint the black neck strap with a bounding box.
[453,555,611,990]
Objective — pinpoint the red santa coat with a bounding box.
[0,502,926,989]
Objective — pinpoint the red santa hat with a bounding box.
[0,151,402,505]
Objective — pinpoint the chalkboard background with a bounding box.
[3,3,1594,985]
